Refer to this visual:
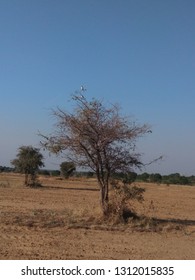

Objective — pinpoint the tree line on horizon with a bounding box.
[1,164,195,186]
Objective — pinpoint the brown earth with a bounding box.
[0,173,195,260]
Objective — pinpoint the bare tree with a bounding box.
[40,94,151,215]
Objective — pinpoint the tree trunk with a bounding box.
[96,165,110,216]
[100,183,109,216]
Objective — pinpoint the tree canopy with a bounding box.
[60,161,76,179]
[11,145,44,187]
[40,94,151,214]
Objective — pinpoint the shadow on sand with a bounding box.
[41,185,99,192]
[152,217,195,226]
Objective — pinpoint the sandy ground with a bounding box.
[0,173,195,260]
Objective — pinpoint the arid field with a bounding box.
[0,173,195,260]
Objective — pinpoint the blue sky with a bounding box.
[0,0,195,175]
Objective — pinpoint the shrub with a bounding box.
[108,179,145,223]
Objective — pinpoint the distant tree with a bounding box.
[49,170,61,177]
[11,146,44,187]
[40,94,151,215]
[113,171,137,184]
[86,171,95,178]
[167,173,181,185]
[0,166,14,173]
[38,169,50,176]
[60,161,76,179]
[188,176,195,185]
[137,172,150,182]
[123,172,137,184]
[179,176,190,185]
[149,173,162,183]
[161,173,191,185]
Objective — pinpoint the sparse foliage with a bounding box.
[40,94,151,215]
[11,146,44,187]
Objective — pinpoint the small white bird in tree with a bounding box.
[80,85,86,92]
[72,86,87,100]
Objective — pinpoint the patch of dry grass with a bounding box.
[0,181,10,188]
[0,173,194,235]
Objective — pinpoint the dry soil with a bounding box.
[0,173,195,259]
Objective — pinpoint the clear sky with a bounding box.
[0,0,195,175]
